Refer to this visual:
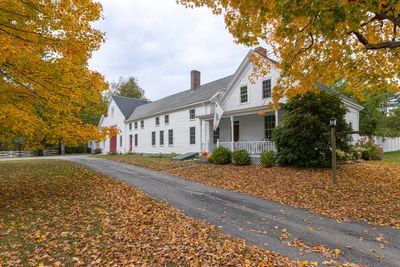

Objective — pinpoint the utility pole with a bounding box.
[330,118,337,184]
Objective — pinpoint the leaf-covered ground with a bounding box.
[0,160,300,266]
[100,154,400,228]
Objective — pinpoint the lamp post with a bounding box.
[330,118,337,184]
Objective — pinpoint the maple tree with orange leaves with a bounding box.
[0,0,116,149]
[178,0,400,102]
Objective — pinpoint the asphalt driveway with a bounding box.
[61,156,400,266]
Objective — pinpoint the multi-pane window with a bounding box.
[134,134,138,146]
[155,117,160,126]
[119,136,123,147]
[160,130,164,146]
[240,86,248,103]
[168,129,173,145]
[190,127,196,145]
[134,122,138,129]
[189,109,196,120]
[140,120,144,129]
[213,128,220,144]
[129,123,132,130]
[264,115,276,140]
[262,79,272,99]
[151,131,156,146]
[165,115,169,124]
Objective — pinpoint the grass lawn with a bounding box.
[383,150,400,163]
[0,160,297,266]
[99,154,400,228]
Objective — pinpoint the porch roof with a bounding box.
[197,106,276,120]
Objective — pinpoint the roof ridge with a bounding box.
[112,95,148,101]
[145,74,234,103]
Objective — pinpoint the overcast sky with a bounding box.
[88,0,251,101]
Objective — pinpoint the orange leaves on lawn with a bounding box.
[0,160,297,266]
[102,154,400,228]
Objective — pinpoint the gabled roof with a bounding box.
[315,81,363,110]
[127,75,233,121]
[111,95,149,119]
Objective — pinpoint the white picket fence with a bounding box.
[372,137,400,152]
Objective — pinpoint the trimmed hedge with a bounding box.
[260,151,275,167]
[232,149,251,165]
[212,146,232,165]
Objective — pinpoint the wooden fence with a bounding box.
[0,151,33,158]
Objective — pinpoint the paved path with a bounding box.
[5,155,399,266]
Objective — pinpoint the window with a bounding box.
[134,134,138,146]
[165,115,169,124]
[262,79,272,99]
[129,135,133,151]
[152,131,156,146]
[168,129,173,145]
[129,123,132,130]
[134,122,138,129]
[189,127,196,144]
[155,117,160,126]
[160,130,164,146]
[119,136,123,147]
[213,128,220,144]
[240,86,248,103]
[189,109,196,120]
[264,115,276,140]
[140,120,144,129]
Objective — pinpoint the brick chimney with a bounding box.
[191,70,201,90]
[254,46,267,56]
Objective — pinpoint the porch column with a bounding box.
[275,109,279,127]
[199,119,203,152]
[230,116,234,151]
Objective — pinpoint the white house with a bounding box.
[94,47,363,156]
[90,95,148,153]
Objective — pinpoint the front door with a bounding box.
[110,135,117,153]
[234,121,240,142]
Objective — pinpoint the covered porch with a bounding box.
[199,108,283,155]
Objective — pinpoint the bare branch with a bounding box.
[353,31,400,49]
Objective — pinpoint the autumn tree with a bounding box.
[178,0,400,100]
[108,77,146,99]
[0,0,116,149]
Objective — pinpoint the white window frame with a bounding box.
[240,85,248,104]
[189,109,196,120]
[262,79,272,99]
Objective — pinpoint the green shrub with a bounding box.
[232,149,251,165]
[273,91,352,168]
[65,143,88,154]
[355,138,383,160]
[212,146,232,165]
[93,147,102,154]
[260,151,275,167]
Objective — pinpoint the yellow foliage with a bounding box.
[0,0,113,148]
[178,0,400,103]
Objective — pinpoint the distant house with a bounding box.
[92,47,363,156]
[90,95,148,153]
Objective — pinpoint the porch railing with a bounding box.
[217,141,276,154]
